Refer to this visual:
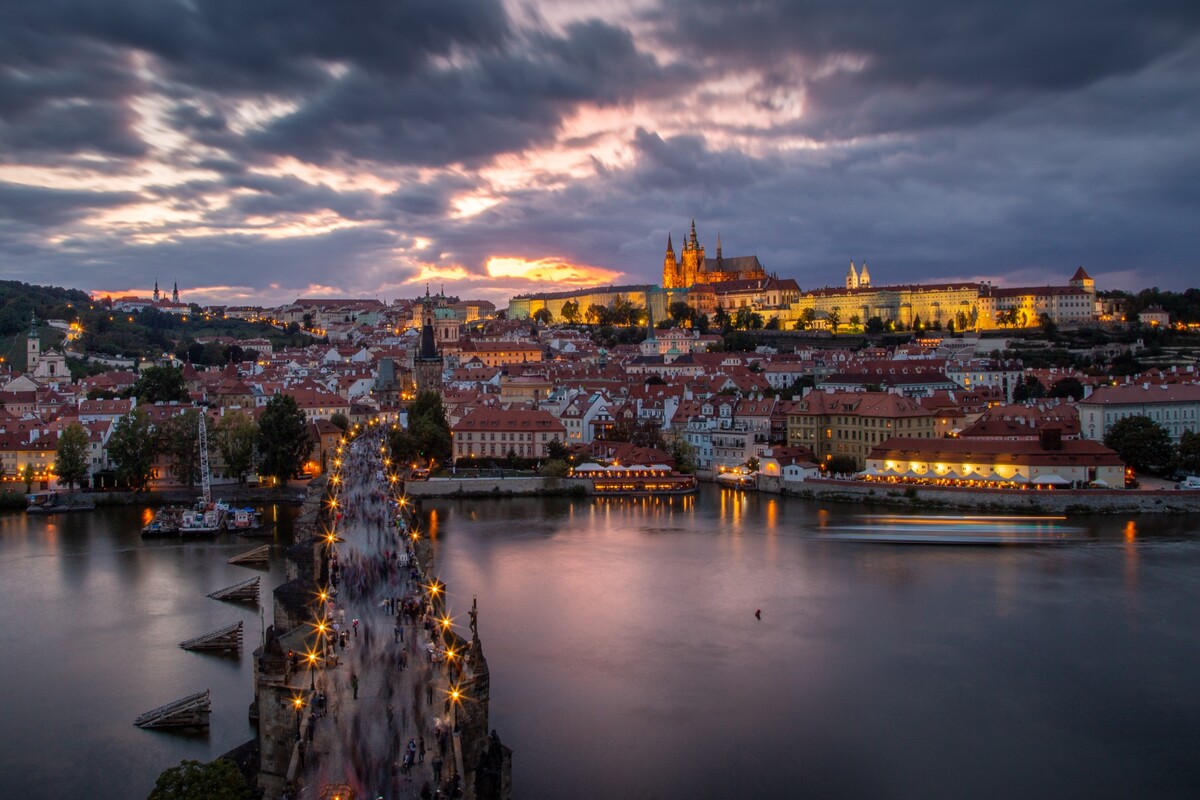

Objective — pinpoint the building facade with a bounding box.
[1077,383,1200,443]
[787,390,937,469]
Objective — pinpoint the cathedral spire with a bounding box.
[172,281,179,303]
[716,233,723,259]
[688,219,698,249]
[666,233,674,256]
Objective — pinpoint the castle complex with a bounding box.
[508,223,1100,331]
[662,221,768,289]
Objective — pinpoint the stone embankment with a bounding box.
[758,475,1200,514]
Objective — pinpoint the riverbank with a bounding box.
[760,475,1200,514]
[402,473,1200,514]
[0,483,311,513]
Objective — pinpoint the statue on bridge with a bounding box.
[469,595,478,637]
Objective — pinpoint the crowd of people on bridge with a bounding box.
[288,425,465,800]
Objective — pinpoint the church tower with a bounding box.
[413,285,444,396]
[858,262,871,288]
[172,281,179,303]
[846,261,860,290]
[679,220,706,287]
[153,281,160,302]
[663,234,681,289]
[26,311,40,374]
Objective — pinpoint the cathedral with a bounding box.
[662,221,768,289]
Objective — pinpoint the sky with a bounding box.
[3,0,1199,308]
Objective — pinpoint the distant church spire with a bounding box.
[716,233,723,259]
[172,281,178,303]
[154,280,160,302]
[666,233,674,256]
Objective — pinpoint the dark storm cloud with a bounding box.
[0,223,403,299]
[386,175,478,218]
[0,182,141,227]
[252,20,685,167]
[654,0,1200,137]
[8,0,511,94]
[0,31,146,161]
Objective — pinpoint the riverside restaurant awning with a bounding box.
[1033,475,1071,485]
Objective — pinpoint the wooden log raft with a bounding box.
[179,621,243,653]
[227,544,271,567]
[134,690,211,729]
[207,576,260,603]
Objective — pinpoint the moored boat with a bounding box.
[225,506,262,533]
[179,504,223,536]
[141,506,183,537]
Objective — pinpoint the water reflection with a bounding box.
[432,486,1200,800]
[0,503,299,800]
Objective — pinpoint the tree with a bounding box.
[849,314,862,331]
[1104,415,1174,474]
[54,422,90,490]
[795,308,815,331]
[23,463,36,493]
[404,390,452,466]
[532,307,553,325]
[131,365,189,403]
[1109,351,1142,376]
[865,316,886,335]
[668,301,696,328]
[561,300,580,325]
[828,307,842,334]
[1049,377,1085,401]
[665,429,697,474]
[585,303,608,325]
[257,394,313,485]
[538,459,570,478]
[1176,430,1200,477]
[827,455,858,475]
[1012,376,1046,402]
[545,438,570,462]
[214,411,258,484]
[108,408,158,490]
[160,409,205,487]
[148,758,250,800]
[329,412,349,433]
[222,344,244,364]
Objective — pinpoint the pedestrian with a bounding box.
[394,623,401,643]
[351,672,359,700]
[353,618,359,638]
[419,735,426,763]
[432,755,444,783]
[426,680,433,706]
[755,609,761,620]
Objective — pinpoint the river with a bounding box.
[1,488,1199,798]
[0,502,300,799]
